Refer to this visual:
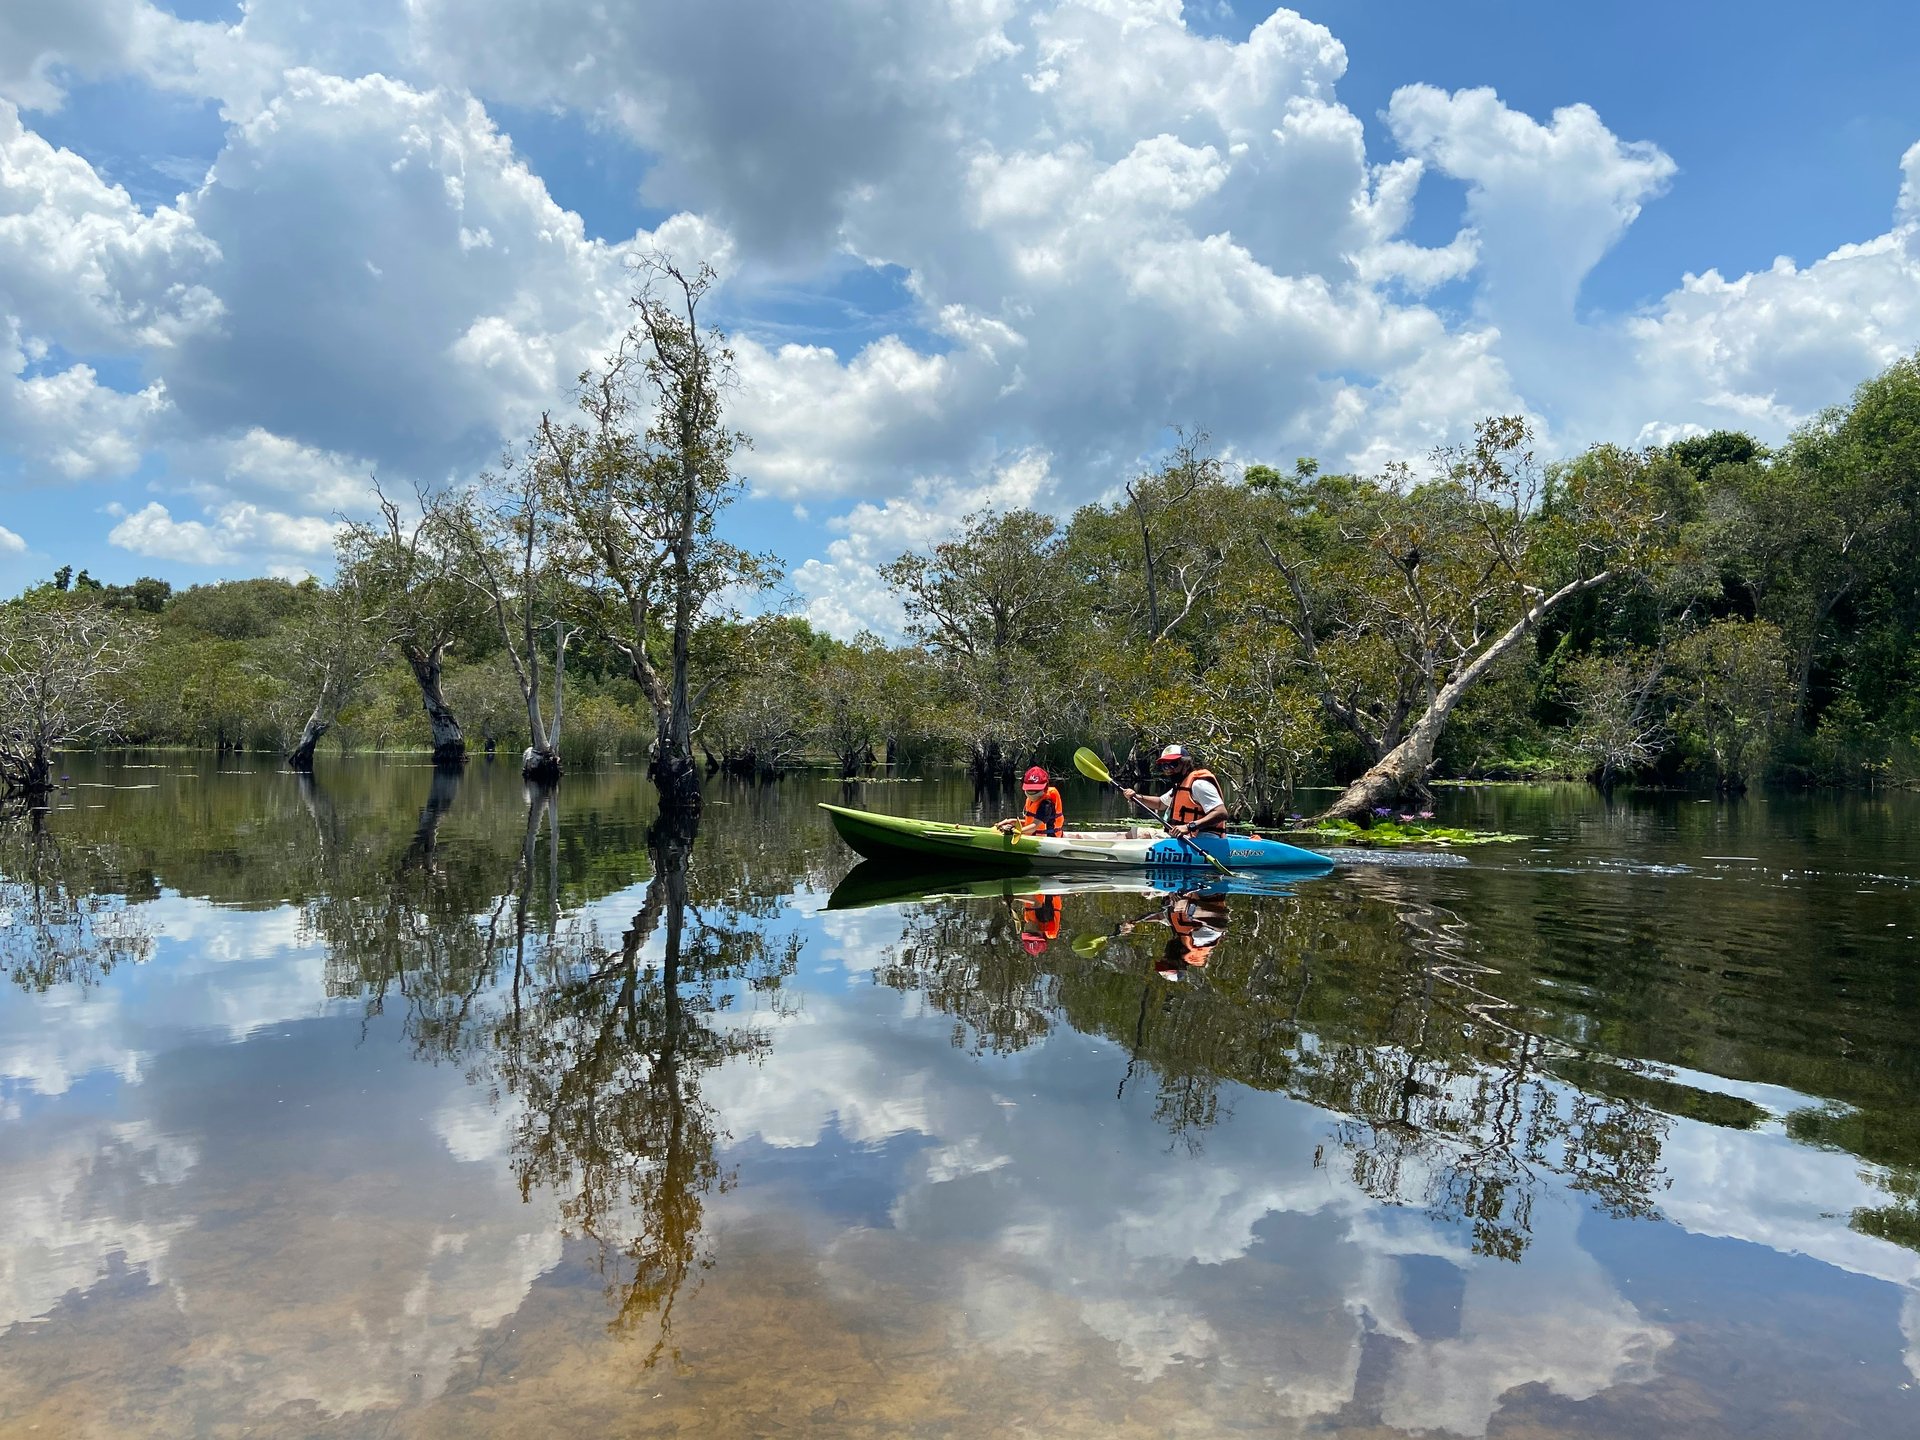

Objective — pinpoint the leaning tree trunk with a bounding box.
[1319,573,1612,822]
[405,644,466,768]
[1318,698,1455,822]
[286,706,329,772]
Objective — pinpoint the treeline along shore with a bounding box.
[4,260,1918,822]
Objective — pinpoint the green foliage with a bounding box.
[882,508,1069,776]
[1668,618,1792,789]
[1556,645,1667,785]
[9,354,1920,794]
[161,578,310,639]
[1190,626,1324,821]
[1295,818,1530,846]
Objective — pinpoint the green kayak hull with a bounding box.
[819,803,1332,874]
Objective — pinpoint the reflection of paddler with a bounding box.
[1015,892,1064,955]
[1118,891,1229,980]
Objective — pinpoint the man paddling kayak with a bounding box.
[995,766,1065,836]
[1122,744,1227,839]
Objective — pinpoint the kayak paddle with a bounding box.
[1071,747,1233,877]
[1070,900,1176,956]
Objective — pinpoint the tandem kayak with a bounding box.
[819,803,1333,874]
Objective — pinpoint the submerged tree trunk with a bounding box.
[652,717,701,810]
[968,739,1007,789]
[521,625,572,784]
[405,644,466,767]
[286,702,330,773]
[0,741,52,799]
[1319,573,1611,822]
[653,452,703,817]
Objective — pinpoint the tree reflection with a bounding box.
[308,767,522,1065]
[875,894,1060,1057]
[305,771,806,1352]
[11,763,1919,1306]
[493,812,799,1357]
[875,869,1678,1259]
[0,810,153,991]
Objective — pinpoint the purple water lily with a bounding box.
[1372,806,1393,818]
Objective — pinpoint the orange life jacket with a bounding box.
[1020,786,1065,836]
[1168,768,1227,834]
[1021,894,1062,940]
[1165,897,1224,966]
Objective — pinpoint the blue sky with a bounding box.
[2,1,1918,633]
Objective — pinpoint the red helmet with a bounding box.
[1022,766,1049,790]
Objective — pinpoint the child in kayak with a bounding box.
[995,766,1065,836]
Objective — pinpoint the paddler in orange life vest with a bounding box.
[995,766,1065,837]
[1122,743,1228,840]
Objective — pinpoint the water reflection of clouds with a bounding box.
[708,983,1673,1434]
[0,1114,195,1331]
[0,893,330,1095]
[4,865,1917,1426]
[1658,1119,1920,1374]
[0,987,563,1423]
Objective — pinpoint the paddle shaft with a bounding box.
[1114,779,1235,877]
[1070,746,1233,877]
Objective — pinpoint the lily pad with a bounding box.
[1295,818,1530,847]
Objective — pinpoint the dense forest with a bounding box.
[4,334,1918,819]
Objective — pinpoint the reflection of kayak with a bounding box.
[819,803,1332,875]
[826,861,1319,910]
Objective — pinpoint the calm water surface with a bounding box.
[2,757,1917,1438]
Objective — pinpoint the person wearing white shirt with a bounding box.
[1121,743,1229,839]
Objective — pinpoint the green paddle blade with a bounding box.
[1069,932,1111,957]
[1072,747,1114,785]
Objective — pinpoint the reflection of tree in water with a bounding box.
[1788,1102,1920,1256]
[495,813,799,1357]
[306,767,522,1066]
[876,869,1675,1260]
[874,895,1061,1057]
[0,809,154,992]
[1309,881,1671,1261]
[303,770,803,1351]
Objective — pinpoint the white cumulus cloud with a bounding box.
[107,499,340,567]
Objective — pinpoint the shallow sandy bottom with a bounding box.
[2,1211,1901,1440]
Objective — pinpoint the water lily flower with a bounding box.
[1419,810,1436,820]
[1372,806,1393,818]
